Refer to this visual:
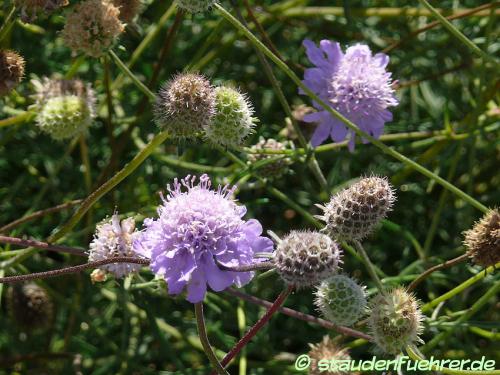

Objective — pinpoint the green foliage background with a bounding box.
[0,0,498,373]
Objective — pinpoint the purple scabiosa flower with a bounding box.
[134,174,273,303]
[300,40,398,150]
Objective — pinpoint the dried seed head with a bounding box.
[247,138,292,179]
[89,214,144,278]
[0,50,25,95]
[274,230,342,288]
[319,176,395,241]
[154,73,216,139]
[90,268,108,283]
[315,274,367,327]
[308,336,352,375]
[15,0,69,22]
[111,0,142,23]
[463,209,500,267]
[62,0,125,58]
[204,86,256,148]
[174,0,216,13]
[7,283,54,331]
[368,288,423,355]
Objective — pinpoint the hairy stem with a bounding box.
[0,257,149,284]
[194,302,229,375]
[0,235,86,257]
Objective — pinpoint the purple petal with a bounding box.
[203,254,235,292]
[373,53,389,68]
[303,39,327,67]
[319,40,343,66]
[329,118,349,143]
[310,121,331,147]
[186,270,207,303]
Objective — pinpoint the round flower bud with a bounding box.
[308,336,352,375]
[247,138,292,179]
[112,0,141,23]
[315,274,367,326]
[204,86,256,148]
[90,269,108,283]
[463,209,499,267]
[7,283,54,331]
[274,230,342,287]
[89,214,144,278]
[318,176,395,241]
[15,0,68,22]
[0,50,25,96]
[368,288,423,355]
[62,0,125,58]
[174,0,215,13]
[154,73,216,139]
[36,95,92,140]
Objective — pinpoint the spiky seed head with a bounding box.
[463,209,500,267]
[7,283,54,331]
[36,95,92,140]
[204,86,256,148]
[174,0,216,13]
[368,288,423,355]
[89,214,144,278]
[319,176,395,241]
[247,138,292,179]
[62,0,125,58]
[274,230,342,288]
[111,0,141,23]
[154,73,216,139]
[308,336,352,375]
[14,0,68,22]
[0,50,25,96]
[315,274,367,326]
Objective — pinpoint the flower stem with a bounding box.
[216,260,274,272]
[0,200,82,233]
[407,253,469,292]
[226,288,372,341]
[0,257,149,284]
[194,302,229,375]
[421,261,500,313]
[215,3,489,214]
[353,240,384,292]
[0,6,16,43]
[417,0,498,65]
[108,50,156,101]
[0,235,86,257]
[211,286,293,374]
[0,112,33,128]
[47,131,169,243]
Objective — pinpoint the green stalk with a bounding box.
[215,3,488,213]
[421,261,500,313]
[0,112,33,128]
[108,50,156,101]
[48,131,169,243]
[417,0,498,65]
[353,240,384,292]
[0,6,16,43]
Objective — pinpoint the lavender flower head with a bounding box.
[300,40,398,150]
[134,174,273,303]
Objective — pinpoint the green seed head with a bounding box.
[315,274,367,326]
[247,138,292,179]
[204,86,256,148]
[368,288,423,355]
[36,95,92,140]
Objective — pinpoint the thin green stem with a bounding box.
[421,261,499,313]
[236,301,247,375]
[108,50,156,101]
[215,3,488,213]
[0,6,16,43]
[406,346,500,375]
[353,240,384,292]
[194,303,229,375]
[0,112,33,128]
[47,131,169,243]
[417,0,498,65]
[422,280,500,352]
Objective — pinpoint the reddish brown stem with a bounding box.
[226,288,372,341]
[0,235,86,257]
[211,286,293,374]
[0,200,82,234]
[407,253,469,291]
[0,257,149,283]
